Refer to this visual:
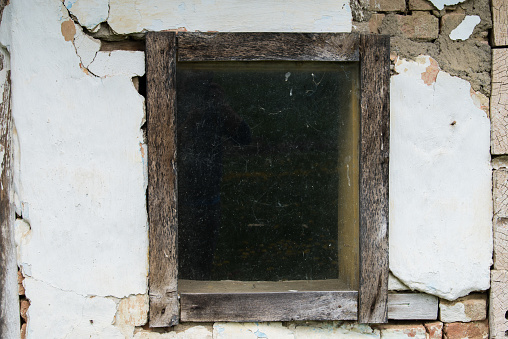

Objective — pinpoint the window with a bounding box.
[146,32,389,327]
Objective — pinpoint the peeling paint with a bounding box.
[421,57,440,86]
[449,15,481,41]
[60,19,76,42]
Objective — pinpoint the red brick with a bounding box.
[444,320,489,339]
[425,321,443,339]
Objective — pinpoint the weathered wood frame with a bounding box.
[146,32,390,326]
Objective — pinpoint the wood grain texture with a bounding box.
[493,0,508,46]
[0,63,16,338]
[387,293,438,320]
[490,270,508,338]
[177,32,360,62]
[494,168,508,269]
[491,49,508,154]
[180,291,358,322]
[146,31,179,327]
[358,34,390,324]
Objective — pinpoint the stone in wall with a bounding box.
[443,320,489,339]
[439,293,487,323]
[367,0,405,12]
[409,0,436,11]
[375,323,427,339]
[379,12,439,41]
[390,56,492,300]
[424,322,443,339]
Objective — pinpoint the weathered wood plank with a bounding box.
[490,270,508,338]
[387,293,438,320]
[0,49,17,338]
[358,34,390,324]
[491,49,508,154]
[146,31,179,327]
[493,167,508,269]
[177,32,359,62]
[493,0,508,47]
[180,291,357,322]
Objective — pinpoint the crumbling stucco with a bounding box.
[3,0,148,303]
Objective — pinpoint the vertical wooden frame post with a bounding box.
[146,31,179,327]
[358,34,390,323]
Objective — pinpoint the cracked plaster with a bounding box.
[0,0,497,336]
[107,0,352,34]
[3,0,148,302]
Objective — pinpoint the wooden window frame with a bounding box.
[146,32,390,327]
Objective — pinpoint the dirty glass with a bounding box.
[177,61,359,284]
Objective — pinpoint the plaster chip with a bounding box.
[64,0,109,31]
[390,56,492,300]
[73,23,100,67]
[23,277,124,339]
[449,15,481,41]
[108,0,352,34]
[388,273,410,291]
[428,0,466,10]
[88,51,145,77]
[7,0,148,298]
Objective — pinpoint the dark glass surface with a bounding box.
[177,61,359,281]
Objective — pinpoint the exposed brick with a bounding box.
[424,321,443,339]
[20,299,29,322]
[439,294,487,322]
[444,320,489,339]
[368,0,405,12]
[377,323,427,338]
[441,12,466,36]
[411,11,439,41]
[369,13,385,33]
[20,323,26,339]
[18,270,25,295]
[408,0,436,11]
[380,13,439,41]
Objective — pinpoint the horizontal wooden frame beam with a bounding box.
[180,292,438,323]
[181,291,358,322]
[177,32,360,62]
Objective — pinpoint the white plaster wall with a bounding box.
[2,0,494,337]
[390,56,492,300]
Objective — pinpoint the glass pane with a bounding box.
[177,61,359,285]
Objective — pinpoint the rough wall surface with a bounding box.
[390,56,492,300]
[1,0,495,337]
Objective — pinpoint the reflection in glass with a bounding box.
[177,62,359,284]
